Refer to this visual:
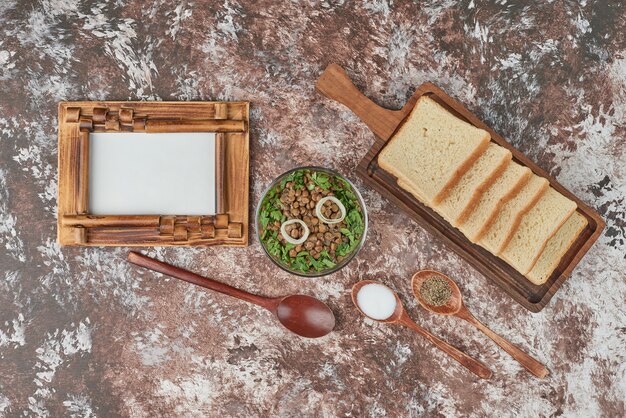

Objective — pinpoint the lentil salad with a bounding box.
[258,168,366,275]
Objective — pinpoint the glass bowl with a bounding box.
[256,166,368,278]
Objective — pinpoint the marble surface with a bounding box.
[1,1,625,416]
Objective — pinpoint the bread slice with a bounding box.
[378,96,490,206]
[526,211,587,285]
[479,174,549,254]
[437,143,512,226]
[459,161,531,242]
[398,178,428,204]
[501,187,577,275]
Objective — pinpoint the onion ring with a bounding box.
[280,219,310,245]
[315,196,346,224]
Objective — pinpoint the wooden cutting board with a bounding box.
[316,63,605,312]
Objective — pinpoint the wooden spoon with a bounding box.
[128,252,335,338]
[411,270,549,378]
[351,280,492,379]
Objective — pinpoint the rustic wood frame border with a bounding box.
[57,101,249,247]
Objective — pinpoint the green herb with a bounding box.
[270,209,284,221]
[259,210,270,229]
[264,230,281,258]
[279,243,295,264]
[311,172,331,190]
[339,228,353,241]
[335,242,350,257]
[280,170,306,190]
[308,257,324,271]
[335,209,363,257]
[322,258,336,268]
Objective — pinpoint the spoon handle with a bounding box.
[399,315,492,380]
[127,252,275,310]
[459,310,549,379]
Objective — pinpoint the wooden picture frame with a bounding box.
[57,101,249,247]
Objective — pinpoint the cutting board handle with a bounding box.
[315,64,406,140]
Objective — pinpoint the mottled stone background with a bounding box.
[0,0,625,417]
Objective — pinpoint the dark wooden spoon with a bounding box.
[128,252,335,338]
[412,270,549,378]
[351,280,492,379]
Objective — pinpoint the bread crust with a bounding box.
[453,150,511,226]
[526,212,588,284]
[501,188,578,275]
[471,167,532,242]
[494,177,549,254]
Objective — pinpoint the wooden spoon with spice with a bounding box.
[411,270,549,379]
[351,280,492,379]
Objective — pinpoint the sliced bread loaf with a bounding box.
[437,143,512,226]
[526,211,587,285]
[479,174,549,254]
[459,161,531,242]
[398,178,427,204]
[501,187,577,275]
[378,96,490,206]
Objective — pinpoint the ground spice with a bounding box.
[420,275,452,306]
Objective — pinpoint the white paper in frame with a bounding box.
[88,132,217,215]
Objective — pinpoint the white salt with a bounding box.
[356,283,397,320]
